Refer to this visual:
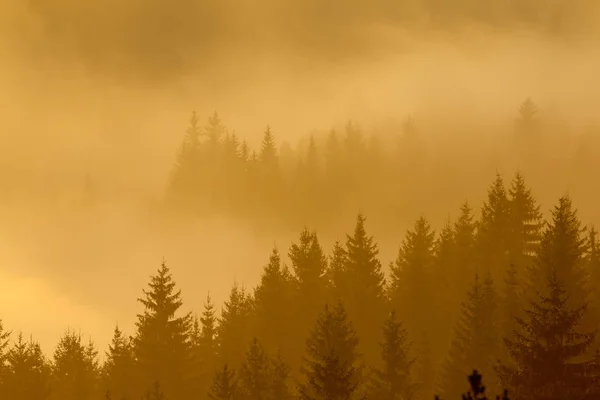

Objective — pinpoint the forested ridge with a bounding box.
[2,98,600,400]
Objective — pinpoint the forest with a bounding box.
[2,97,600,400]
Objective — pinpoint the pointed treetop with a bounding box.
[260,125,277,164]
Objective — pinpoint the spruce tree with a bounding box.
[51,329,99,400]
[198,294,219,396]
[0,320,9,393]
[209,365,238,400]
[389,216,440,393]
[289,228,329,365]
[439,273,500,400]
[238,338,271,400]
[218,283,254,369]
[369,311,416,400]
[253,247,295,363]
[339,213,387,367]
[528,196,589,312]
[390,216,437,341]
[5,333,51,400]
[326,240,348,301]
[167,111,203,202]
[586,227,600,351]
[299,302,362,400]
[259,126,277,165]
[204,112,226,148]
[497,270,596,399]
[476,173,511,287]
[507,172,542,281]
[516,98,539,135]
[269,350,292,400]
[498,264,522,367]
[103,325,135,400]
[453,202,477,293]
[133,261,192,400]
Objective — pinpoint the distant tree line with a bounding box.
[163,98,599,235]
[2,170,600,399]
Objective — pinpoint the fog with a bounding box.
[1,0,600,355]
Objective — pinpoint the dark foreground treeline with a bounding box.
[2,172,600,400]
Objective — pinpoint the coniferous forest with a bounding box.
[2,98,600,400]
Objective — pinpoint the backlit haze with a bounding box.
[1,0,600,356]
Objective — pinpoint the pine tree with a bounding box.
[238,338,271,400]
[497,270,597,399]
[204,112,226,148]
[218,283,254,369]
[253,247,295,363]
[338,213,388,367]
[516,98,539,135]
[0,320,9,393]
[390,216,437,341]
[289,228,329,365]
[299,302,362,400]
[433,220,459,348]
[528,196,589,312]
[167,111,203,202]
[259,126,277,165]
[198,294,219,396]
[209,365,238,400]
[326,240,348,301]
[51,329,99,400]
[133,261,193,400]
[453,202,477,293]
[5,333,51,400]
[369,311,416,400]
[269,350,292,400]
[439,273,500,400]
[586,227,600,351]
[507,172,542,281]
[102,325,135,400]
[476,173,511,287]
[498,264,522,367]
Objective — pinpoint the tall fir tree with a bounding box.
[368,311,416,400]
[167,111,203,203]
[289,228,329,367]
[390,216,437,341]
[326,240,348,301]
[0,319,9,394]
[338,214,388,367]
[50,329,100,400]
[209,365,238,400]
[439,273,500,400]
[453,202,477,295]
[299,302,362,400]
[586,227,600,351]
[476,173,511,287]
[253,247,295,365]
[204,112,226,149]
[259,126,277,166]
[103,325,135,400]
[389,216,441,392]
[507,172,542,282]
[197,294,219,397]
[5,333,51,400]
[270,350,292,400]
[218,282,254,370]
[497,270,597,399]
[528,196,589,314]
[498,263,523,367]
[133,261,193,400]
[238,338,272,400]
